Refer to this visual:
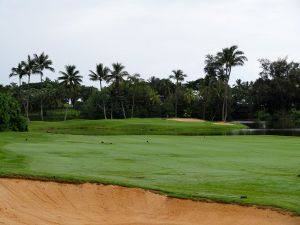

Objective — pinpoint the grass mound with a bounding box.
[29,118,246,135]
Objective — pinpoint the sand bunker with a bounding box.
[0,179,299,225]
[168,118,205,122]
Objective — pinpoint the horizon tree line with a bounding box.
[7,45,299,126]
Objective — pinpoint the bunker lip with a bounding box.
[167,118,206,122]
[1,178,300,225]
[213,122,235,126]
[1,175,299,216]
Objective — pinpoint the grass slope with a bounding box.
[29,118,246,135]
[0,132,299,214]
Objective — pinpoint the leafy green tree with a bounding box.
[231,79,254,119]
[254,58,300,116]
[149,76,174,98]
[33,53,55,120]
[169,70,187,117]
[58,65,82,121]
[89,63,110,119]
[184,88,197,117]
[0,93,27,131]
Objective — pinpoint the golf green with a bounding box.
[29,118,246,135]
[0,132,299,214]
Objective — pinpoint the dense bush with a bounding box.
[256,109,300,129]
[290,109,300,127]
[29,108,81,121]
[0,93,28,131]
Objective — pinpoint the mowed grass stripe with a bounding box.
[0,132,299,214]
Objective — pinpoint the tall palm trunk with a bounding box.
[203,87,210,120]
[64,99,69,121]
[131,94,135,118]
[175,82,178,117]
[203,98,207,120]
[64,87,72,121]
[103,101,107,119]
[224,85,228,122]
[222,81,226,122]
[40,99,44,120]
[115,80,126,119]
[100,81,107,119]
[222,100,226,121]
[175,97,178,117]
[121,100,126,119]
[110,103,113,119]
[25,74,31,121]
[226,68,232,122]
[222,68,231,122]
[40,74,44,121]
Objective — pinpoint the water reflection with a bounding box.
[229,129,300,136]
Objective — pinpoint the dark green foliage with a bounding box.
[82,90,109,119]
[0,93,28,131]
[231,79,254,119]
[5,52,300,127]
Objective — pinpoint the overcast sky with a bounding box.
[0,0,299,86]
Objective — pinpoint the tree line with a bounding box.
[2,45,300,128]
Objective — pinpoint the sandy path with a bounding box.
[0,179,299,225]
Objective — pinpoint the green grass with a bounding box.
[30,118,246,135]
[0,131,299,214]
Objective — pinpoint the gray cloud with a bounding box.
[1,0,299,86]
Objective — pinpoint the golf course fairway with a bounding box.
[0,131,299,216]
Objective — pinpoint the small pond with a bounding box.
[228,129,300,136]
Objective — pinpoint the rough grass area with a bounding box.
[29,118,246,135]
[0,132,299,214]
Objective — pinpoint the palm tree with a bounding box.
[34,53,55,82]
[169,70,187,117]
[34,53,55,121]
[21,55,38,121]
[127,73,141,118]
[9,63,26,119]
[9,63,25,86]
[58,65,82,121]
[107,63,129,118]
[216,45,247,121]
[89,63,110,119]
[21,55,38,84]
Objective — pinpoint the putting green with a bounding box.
[0,132,299,214]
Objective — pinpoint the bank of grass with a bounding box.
[0,132,299,214]
[30,118,246,135]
